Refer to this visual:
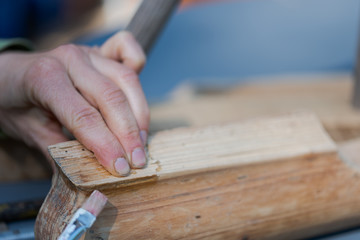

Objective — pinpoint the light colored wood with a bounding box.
[35,112,360,239]
[49,140,158,190]
[150,74,360,142]
[48,112,335,191]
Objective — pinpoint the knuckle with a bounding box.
[27,56,62,79]
[120,67,138,84]
[71,107,102,131]
[102,86,128,106]
[53,44,83,59]
[123,126,139,142]
[24,56,63,102]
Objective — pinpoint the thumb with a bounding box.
[100,31,146,73]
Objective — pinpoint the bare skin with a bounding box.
[0,31,149,176]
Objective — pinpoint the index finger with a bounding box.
[25,57,131,176]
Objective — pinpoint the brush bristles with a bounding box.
[82,190,108,217]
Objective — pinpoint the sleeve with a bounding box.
[0,38,34,52]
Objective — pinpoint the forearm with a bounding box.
[0,52,34,109]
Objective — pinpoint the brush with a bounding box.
[58,190,108,240]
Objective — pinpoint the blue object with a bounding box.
[0,0,62,38]
[140,0,360,100]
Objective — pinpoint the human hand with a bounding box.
[0,31,149,176]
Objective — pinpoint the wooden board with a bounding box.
[47,112,335,191]
[35,112,360,239]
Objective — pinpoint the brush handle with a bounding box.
[354,39,360,108]
[58,208,95,240]
[126,0,180,54]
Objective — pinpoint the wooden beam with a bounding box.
[35,112,360,239]
[353,27,360,108]
[45,112,335,191]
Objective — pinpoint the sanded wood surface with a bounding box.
[150,74,360,142]
[48,112,335,191]
[35,113,360,239]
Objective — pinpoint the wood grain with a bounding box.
[91,152,360,240]
[35,112,360,239]
[35,170,87,238]
[48,112,336,191]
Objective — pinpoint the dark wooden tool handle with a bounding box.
[354,42,360,108]
[126,0,180,54]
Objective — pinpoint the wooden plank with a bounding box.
[34,112,360,239]
[48,112,335,191]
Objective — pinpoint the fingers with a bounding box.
[26,56,131,176]
[20,109,69,170]
[24,43,148,176]
[89,53,150,144]
[23,109,68,154]
[51,81,131,176]
[0,108,68,170]
[65,48,147,169]
[100,31,146,73]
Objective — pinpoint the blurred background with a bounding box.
[1,0,360,239]
[1,0,359,100]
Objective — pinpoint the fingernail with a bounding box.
[132,147,146,168]
[114,158,130,176]
[140,130,147,146]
